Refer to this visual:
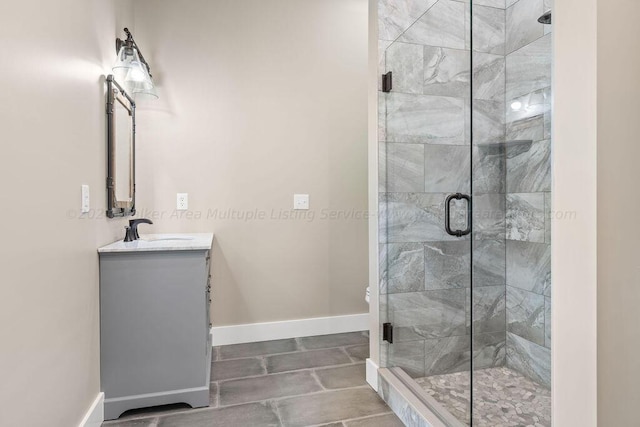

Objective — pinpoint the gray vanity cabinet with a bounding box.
[99,237,213,420]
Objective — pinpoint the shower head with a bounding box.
[538,11,552,24]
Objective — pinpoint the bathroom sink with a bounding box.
[98,233,213,253]
[141,236,195,242]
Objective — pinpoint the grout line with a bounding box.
[216,361,365,385]
[216,385,373,409]
[214,342,368,362]
[338,346,353,360]
[267,359,361,376]
[454,0,508,12]
[271,399,285,427]
[215,380,220,409]
[386,0,441,46]
[343,346,358,364]
[504,30,550,57]
[382,88,470,100]
[304,411,395,427]
[303,422,347,427]
[305,421,353,427]
[309,369,328,391]
[341,411,396,424]
[260,355,268,374]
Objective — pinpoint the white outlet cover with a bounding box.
[293,194,309,210]
[177,193,188,210]
[81,185,90,213]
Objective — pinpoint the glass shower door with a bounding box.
[379,2,474,421]
[378,0,552,425]
[470,0,553,425]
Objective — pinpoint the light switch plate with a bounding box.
[81,185,90,213]
[177,193,188,210]
[293,194,309,210]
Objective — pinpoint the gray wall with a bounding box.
[0,1,133,426]
[503,0,552,388]
[597,0,640,424]
[132,0,370,327]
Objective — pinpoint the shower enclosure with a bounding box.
[378,0,552,425]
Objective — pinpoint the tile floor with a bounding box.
[416,366,551,427]
[102,332,403,427]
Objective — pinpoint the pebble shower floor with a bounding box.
[416,367,551,427]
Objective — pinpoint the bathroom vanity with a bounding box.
[98,233,214,420]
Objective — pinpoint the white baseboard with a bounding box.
[210,313,369,347]
[78,392,104,427]
[366,358,379,391]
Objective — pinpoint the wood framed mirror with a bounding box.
[106,75,136,218]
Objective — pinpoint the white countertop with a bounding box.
[98,233,214,253]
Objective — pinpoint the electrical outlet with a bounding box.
[177,193,188,210]
[81,185,90,213]
[293,194,309,210]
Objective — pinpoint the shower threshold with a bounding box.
[416,367,551,427]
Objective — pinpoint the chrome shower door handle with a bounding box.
[445,193,471,237]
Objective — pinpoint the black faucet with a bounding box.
[124,218,153,242]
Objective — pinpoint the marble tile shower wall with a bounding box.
[378,0,509,380]
[503,0,552,389]
[378,0,552,389]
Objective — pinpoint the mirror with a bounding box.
[106,75,136,218]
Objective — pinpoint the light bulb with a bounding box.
[126,63,146,82]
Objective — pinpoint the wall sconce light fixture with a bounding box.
[113,28,158,100]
